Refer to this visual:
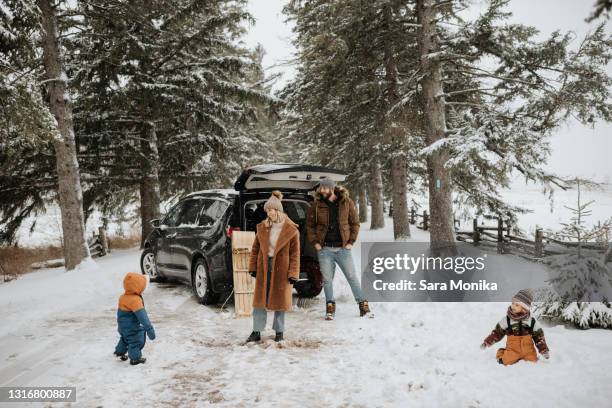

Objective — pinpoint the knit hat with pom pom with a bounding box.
[512,289,533,311]
[263,190,284,212]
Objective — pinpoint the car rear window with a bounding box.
[243,199,310,231]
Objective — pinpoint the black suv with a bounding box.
[140,164,347,304]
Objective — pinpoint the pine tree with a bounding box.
[534,178,612,328]
[587,0,611,21]
[37,0,91,269]
[2,0,275,247]
[416,0,455,248]
[282,0,425,236]
[414,0,612,239]
[1,0,90,268]
[66,0,272,245]
[283,0,612,249]
[0,0,58,243]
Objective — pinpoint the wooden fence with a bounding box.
[88,227,109,258]
[408,206,610,258]
[410,207,460,233]
[28,227,109,271]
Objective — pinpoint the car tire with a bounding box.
[294,279,323,298]
[140,248,165,282]
[191,258,219,305]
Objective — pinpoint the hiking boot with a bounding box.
[274,332,284,342]
[130,357,146,365]
[114,352,128,361]
[325,301,336,320]
[246,331,261,343]
[359,300,371,317]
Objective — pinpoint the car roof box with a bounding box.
[234,163,347,192]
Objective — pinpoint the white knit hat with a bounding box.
[263,190,284,212]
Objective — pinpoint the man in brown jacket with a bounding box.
[306,179,370,320]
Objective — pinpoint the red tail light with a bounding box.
[226,226,241,237]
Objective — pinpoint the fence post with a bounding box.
[497,218,504,254]
[535,228,544,257]
[472,218,480,245]
[423,211,428,231]
[410,207,416,224]
[99,227,109,256]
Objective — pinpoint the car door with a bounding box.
[156,201,184,272]
[198,199,232,289]
[171,198,206,280]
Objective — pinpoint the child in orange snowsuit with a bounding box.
[114,272,156,365]
[481,289,549,365]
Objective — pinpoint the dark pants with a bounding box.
[115,330,145,360]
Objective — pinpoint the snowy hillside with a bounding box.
[1,215,611,407]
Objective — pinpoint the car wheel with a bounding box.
[192,258,219,305]
[140,248,165,282]
[294,279,323,298]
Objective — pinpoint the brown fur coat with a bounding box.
[248,215,300,311]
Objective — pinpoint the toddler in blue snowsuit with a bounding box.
[114,272,156,365]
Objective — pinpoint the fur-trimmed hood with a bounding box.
[315,185,350,201]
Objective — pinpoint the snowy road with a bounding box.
[1,221,611,407]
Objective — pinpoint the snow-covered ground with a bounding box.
[1,216,611,407]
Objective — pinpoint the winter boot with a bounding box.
[246,331,261,343]
[114,352,128,361]
[359,300,371,317]
[325,301,336,320]
[274,332,284,342]
[130,357,146,366]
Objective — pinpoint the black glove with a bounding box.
[288,277,298,285]
[249,271,256,278]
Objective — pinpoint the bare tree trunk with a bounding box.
[139,122,161,248]
[358,182,368,223]
[369,160,385,230]
[605,244,612,264]
[391,155,410,240]
[38,0,90,270]
[382,3,410,241]
[417,0,455,249]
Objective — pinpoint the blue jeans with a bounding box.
[252,307,285,333]
[252,256,285,333]
[317,247,365,303]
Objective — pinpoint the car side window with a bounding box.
[163,202,184,227]
[177,199,202,227]
[199,199,229,227]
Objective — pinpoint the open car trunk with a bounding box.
[234,163,348,298]
[234,163,347,192]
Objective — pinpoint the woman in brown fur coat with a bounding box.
[245,190,300,343]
